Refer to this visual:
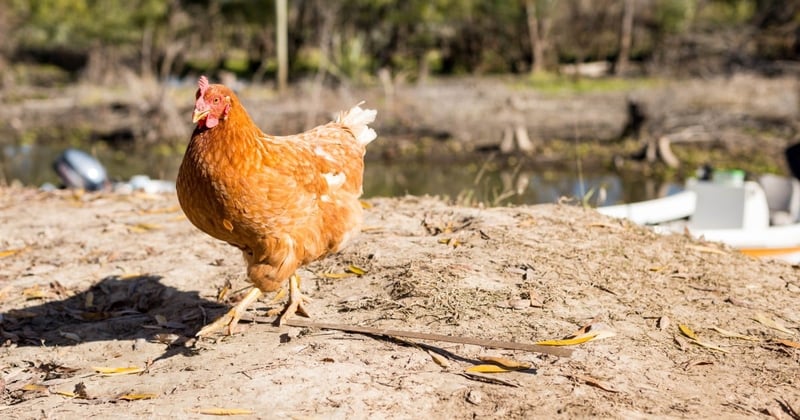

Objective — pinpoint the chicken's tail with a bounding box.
[338,102,377,146]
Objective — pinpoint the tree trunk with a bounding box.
[276,0,288,94]
[525,0,545,74]
[615,0,635,75]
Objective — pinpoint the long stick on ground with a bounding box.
[283,318,573,358]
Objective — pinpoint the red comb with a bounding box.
[198,75,209,93]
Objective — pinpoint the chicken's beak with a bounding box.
[192,109,210,124]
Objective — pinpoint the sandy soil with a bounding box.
[1,187,799,419]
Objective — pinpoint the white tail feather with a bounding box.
[338,102,377,146]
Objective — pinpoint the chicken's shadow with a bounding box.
[1,274,227,356]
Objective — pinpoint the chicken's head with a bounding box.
[193,75,231,129]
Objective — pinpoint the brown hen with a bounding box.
[177,76,377,336]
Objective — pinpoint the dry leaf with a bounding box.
[118,393,158,401]
[54,390,77,398]
[460,372,520,387]
[536,335,595,346]
[346,265,367,276]
[689,340,729,353]
[93,366,144,375]
[21,384,48,392]
[466,364,517,373]
[571,374,620,393]
[538,321,616,346]
[679,324,728,353]
[22,285,48,300]
[775,339,800,349]
[320,272,354,279]
[711,327,761,341]
[0,248,23,258]
[478,356,532,370]
[427,350,451,368]
[192,408,255,416]
[679,324,699,340]
[127,223,162,233]
[753,313,795,335]
[681,358,715,369]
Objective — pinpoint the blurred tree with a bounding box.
[616,0,636,74]
[0,0,797,85]
[525,0,555,74]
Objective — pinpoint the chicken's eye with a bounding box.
[213,97,220,104]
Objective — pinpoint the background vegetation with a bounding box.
[1,0,798,88]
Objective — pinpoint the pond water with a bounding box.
[1,143,679,206]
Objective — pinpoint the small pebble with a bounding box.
[466,389,482,405]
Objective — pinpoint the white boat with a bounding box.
[598,173,800,263]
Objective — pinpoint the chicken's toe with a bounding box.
[277,274,313,325]
[197,287,262,337]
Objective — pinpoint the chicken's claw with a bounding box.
[196,287,263,337]
[277,274,313,325]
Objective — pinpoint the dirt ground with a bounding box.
[1,187,799,419]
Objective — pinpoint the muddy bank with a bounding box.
[2,74,798,174]
[0,187,798,418]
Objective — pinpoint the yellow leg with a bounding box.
[277,274,313,325]
[196,287,263,337]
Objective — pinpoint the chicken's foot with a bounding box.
[196,287,263,337]
[277,274,313,325]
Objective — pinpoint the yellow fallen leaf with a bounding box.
[572,328,617,342]
[466,364,517,373]
[118,393,158,401]
[93,366,144,375]
[775,339,800,349]
[0,248,24,258]
[346,265,367,276]
[192,408,255,416]
[22,285,48,300]
[678,325,728,353]
[478,356,532,370]
[753,313,795,335]
[679,324,699,340]
[21,384,48,392]
[536,335,596,346]
[538,322,616,346]
[54,390,77,398]
[711,327,761,341]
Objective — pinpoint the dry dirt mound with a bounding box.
[0,188,798,418]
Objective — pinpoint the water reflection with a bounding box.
[1,143,677,205]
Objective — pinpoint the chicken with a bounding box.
[176,76,377,336]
